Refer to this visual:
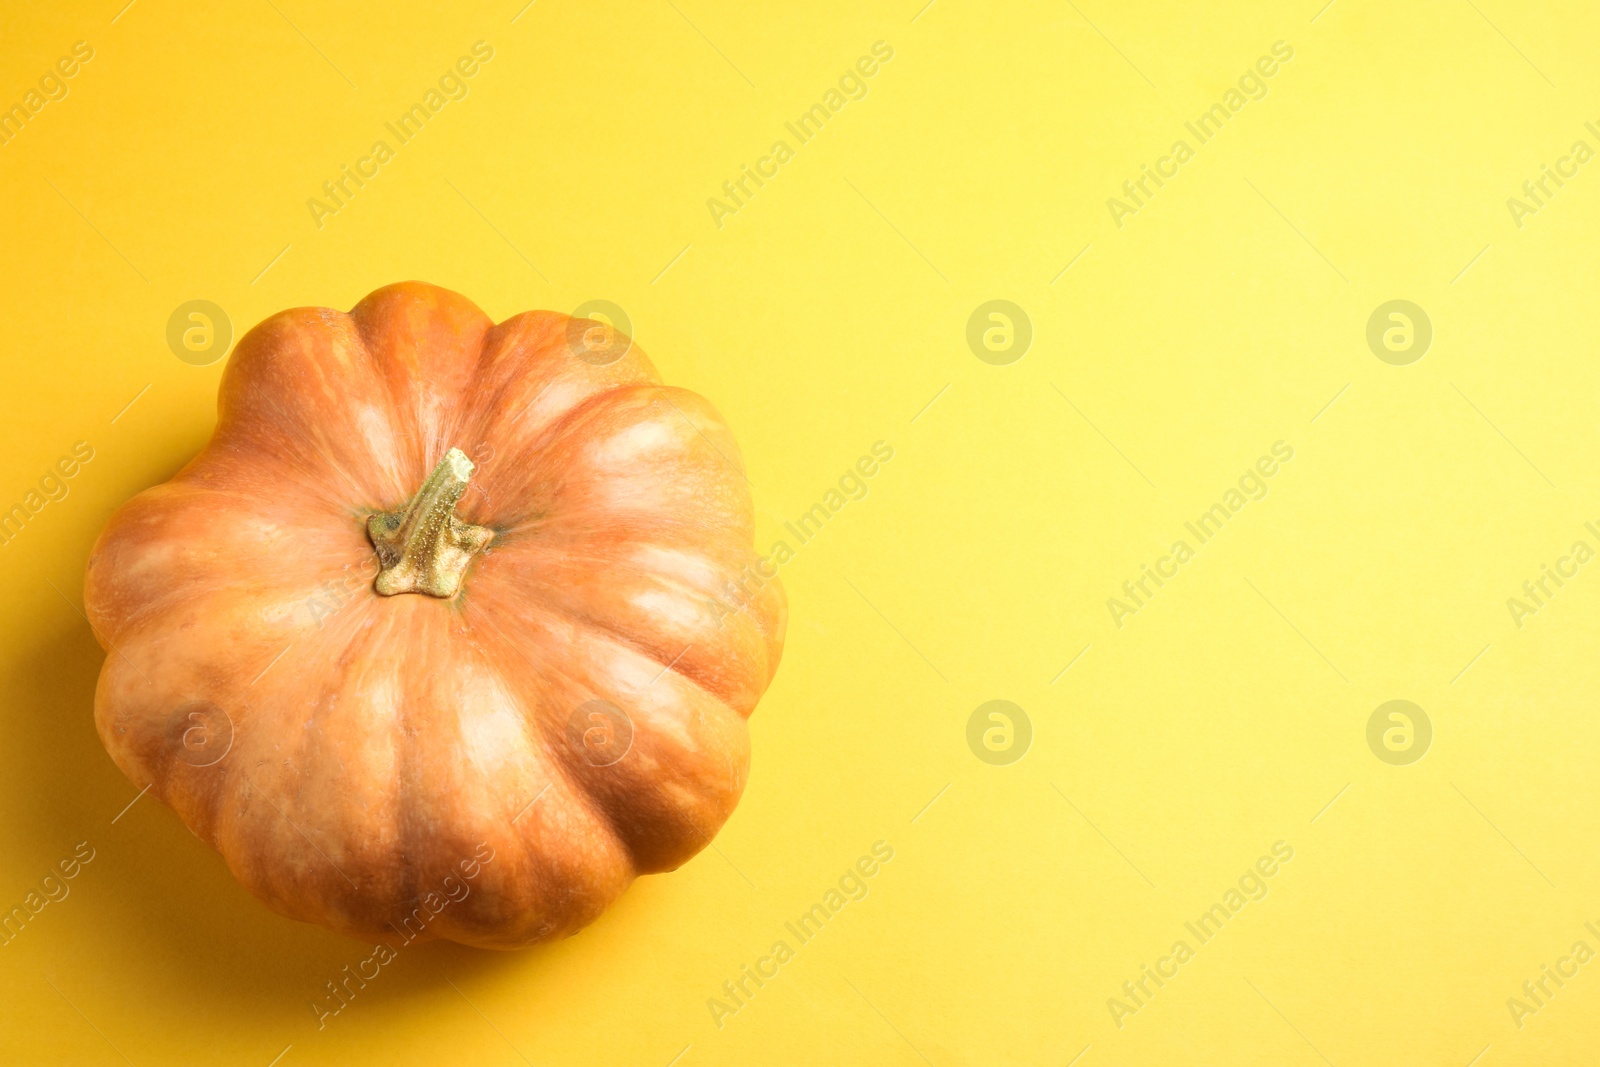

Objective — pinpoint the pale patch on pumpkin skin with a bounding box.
[623,543,726,587]
[523,379,598,433]
[593,418,680,468]
[630,588,708,633]
[355,404,407,495]
[452,667,535,779]
[343,669,402,794]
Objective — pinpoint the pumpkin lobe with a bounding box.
[366,447,492,598]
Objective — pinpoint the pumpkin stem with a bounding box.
[367,447,492,599]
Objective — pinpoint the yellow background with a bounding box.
[3,0,1599,1062]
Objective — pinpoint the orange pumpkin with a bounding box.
[84,282,786,948]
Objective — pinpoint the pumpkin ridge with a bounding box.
[456,379,665,530]
[442,308,662,485]
[414,617,640,941]
[454,604,599,825]
[472,383,752,543]
[440,311,575,456]
[458,606,701,877]
[348,285,492,488]
[458,588,752,874]
[213,308,412,504]
[225,598,419,932]
[477,670,646,911]
[488,583,751,715]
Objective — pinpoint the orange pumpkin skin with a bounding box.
[84,282,785,949]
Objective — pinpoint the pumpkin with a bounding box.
[84,282,786,949]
